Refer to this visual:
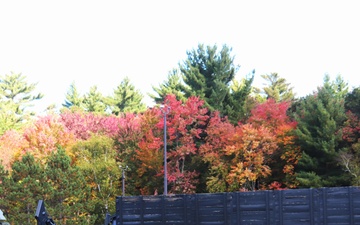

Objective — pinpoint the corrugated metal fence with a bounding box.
[115,186,360,225]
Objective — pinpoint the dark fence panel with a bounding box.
[115,186,360,225]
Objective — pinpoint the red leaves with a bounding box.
[201,99,300,191]
[60,110,126,140]
[0,96,302,193]
[342,111,360,143]
[158,95,209,193]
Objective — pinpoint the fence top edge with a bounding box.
[116,186,360,199]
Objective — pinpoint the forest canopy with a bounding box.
[0,44,359,224]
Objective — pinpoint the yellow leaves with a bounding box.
[224,124,276,190]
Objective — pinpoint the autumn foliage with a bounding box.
[0,97,301,195]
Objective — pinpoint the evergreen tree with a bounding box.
[180,44,235,110]
[45,148,93,225]
[179,44,253,123]
[83,85,107,113]
[294,74,349,187]
[62,81,84,110]
[225,71,254,123]
[260,73,295,102]
[107,77,146,115]
[149,69,186,104]
[0,162,9,218]
[5,153,47,225]
[0,72,43,134]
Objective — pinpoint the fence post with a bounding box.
[116,196,122,225]
[309,188,314,225]
[236,192,240,225]
[265,190,270,224]
[162,196,166,225]
[195,194,199,224]
[322,187,327,224]
[279,190,283,225]
[224,192,228,225]
[349,187,354,225]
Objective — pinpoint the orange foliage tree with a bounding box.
[225,124,277,191]
[247,99,300,188]
[0,130,26,171]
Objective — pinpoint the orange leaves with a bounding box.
[0,130,26,171]
[0,115,76,167]
[225,124,276,190]
[202,99,300,191]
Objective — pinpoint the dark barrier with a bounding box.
[115,186,360,225]
[35,200,56,225]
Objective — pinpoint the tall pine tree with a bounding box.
[179,44,253,123]
[149,69,186,104]
[45,148,93,224]
[294,74,349,187]
[62,81,84,110]
[0,72,43,134]
[5,153,48,225]
[83,86,107,113]
[107,77,146,114]
[260,73,295,102]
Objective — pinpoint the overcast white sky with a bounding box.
[1,0,359,113]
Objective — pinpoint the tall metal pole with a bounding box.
[161,106,170,195]
[122,168,125,196]
[119,165,128,196]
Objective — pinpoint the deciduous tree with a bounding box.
[0,130,26,171]
[161,95,209,193]
[225,124,277,191]
[248,99,300,188]
[20,115,75,161]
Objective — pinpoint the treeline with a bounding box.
[0,44,360,225]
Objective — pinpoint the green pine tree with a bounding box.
[45,148,93,225]
[62,81,84,110]
[260,73,295,102]
[83,85,107,113]
[225,71,254,123]
[107,77,146,115]
[294,74,350,187]
[5,153,47,225]
[180,44,236,110]
[179,44,253,123]
[149,69,186,104]
[0,72,43,134]
[0,162,9,218]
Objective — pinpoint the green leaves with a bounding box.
[294,75,349,187]
[0,72,43,135]
[107,77,146,114]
